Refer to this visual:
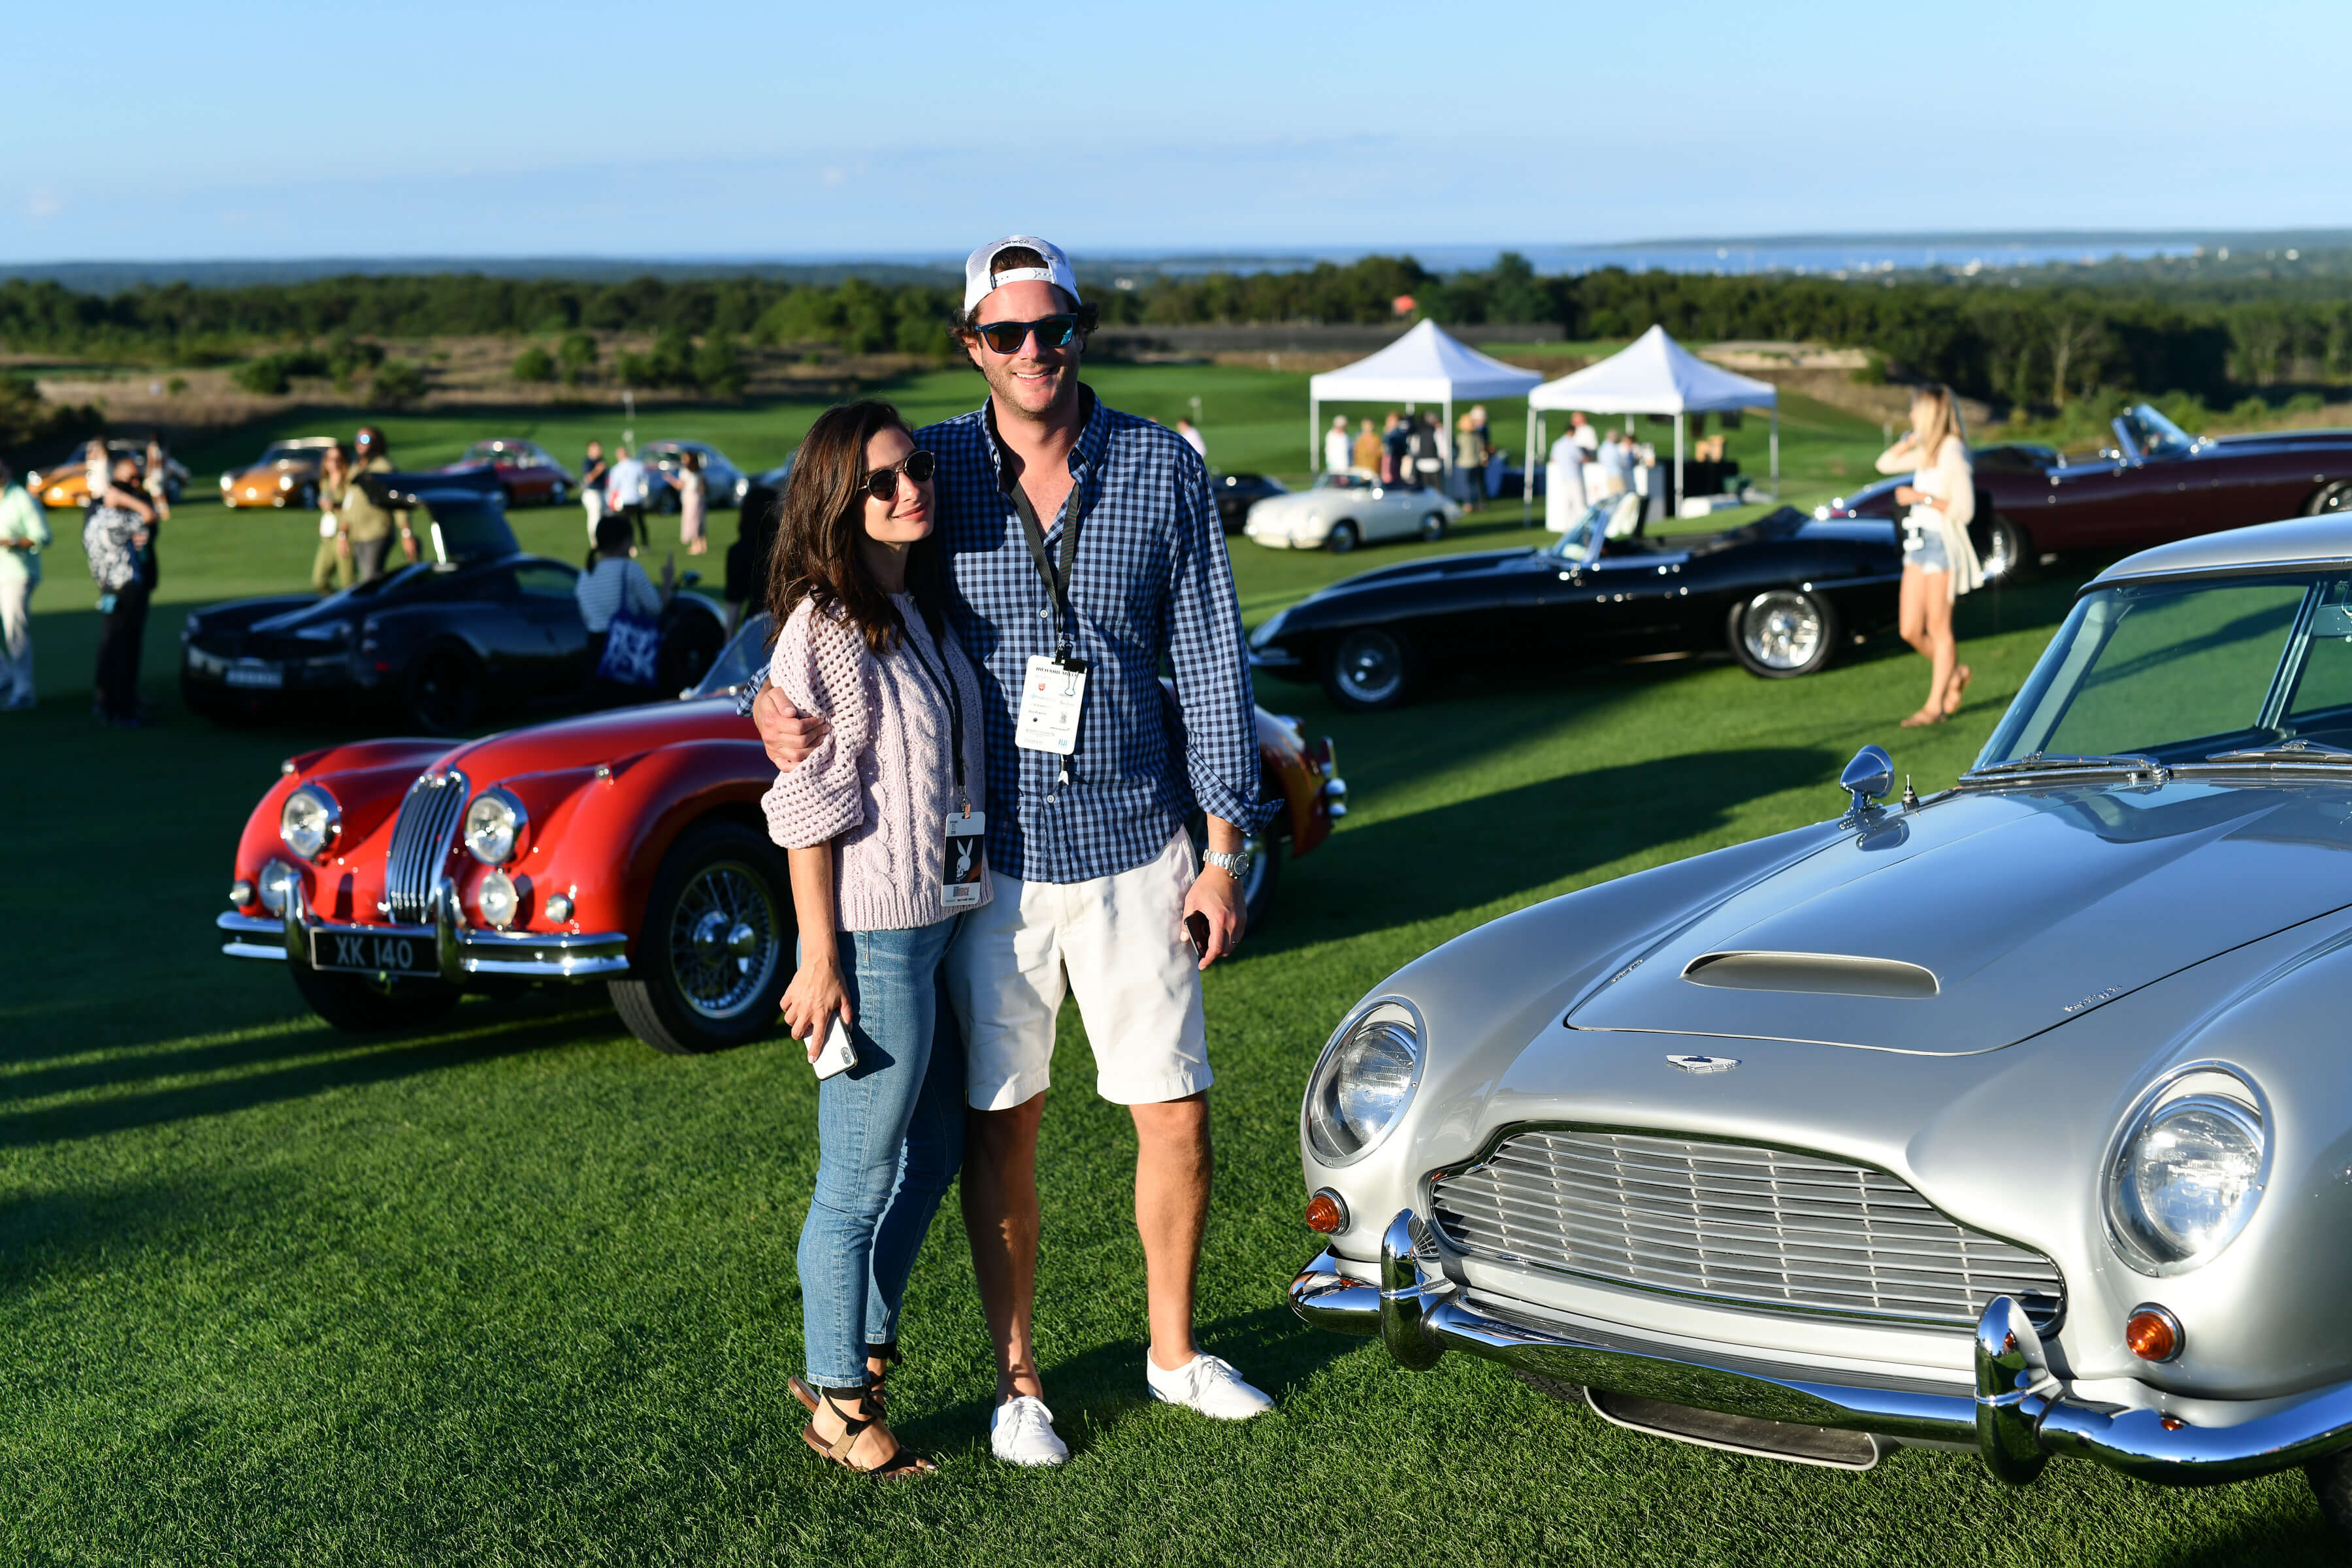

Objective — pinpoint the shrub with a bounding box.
[1850,351,1888,385]
[2230,395,2272,424]
[371,359,427,407]
[691,335,745,399]
[512,346,555,384]
[2284,391,2326,415]
[165,376,187,397]
[613,350,653,387]
[557,332,598,386]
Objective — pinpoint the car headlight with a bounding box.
[2104,1067,2269,1273]
[280,784,340,860]
[463,789,527,865]
[256,857,299,914]
[476,869,518,929]
[1303,998,1425,1166]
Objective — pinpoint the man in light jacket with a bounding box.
[0,459,50,710]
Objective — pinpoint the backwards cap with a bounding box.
[962,235,1083,315]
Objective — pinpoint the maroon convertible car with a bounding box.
[1821,403,2352,581]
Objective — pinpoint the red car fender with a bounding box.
[231,738,453,919]
[1255,709,1331,859]
[514,738,776,946]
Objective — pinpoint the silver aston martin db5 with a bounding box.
[1289,512,2352,1532]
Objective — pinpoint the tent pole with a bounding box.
[1770,406,1780,500]
[1674,412,1684,521]
[1523,408,1537,527]
[1310,397,1320,471]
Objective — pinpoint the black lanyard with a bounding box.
[900,606,969,813]
[1007,478,1081,664]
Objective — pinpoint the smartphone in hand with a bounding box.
[1186,911,1212,962]
[811,1017,858,1080]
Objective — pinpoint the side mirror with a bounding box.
[1841,744,1895,817]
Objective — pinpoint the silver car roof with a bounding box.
[2089,514,2352,587]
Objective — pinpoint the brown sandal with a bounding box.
[801,1386,935,1480]
[792,1343,898,1421]
[1944,664,1973,717]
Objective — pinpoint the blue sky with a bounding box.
[5,0,2346,264]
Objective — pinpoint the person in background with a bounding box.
[1545,419,1589,532]
[606,443,651,548]
[83,438,109,503]
[0,457,50,711]
[677,448,710,556]
[1597,428,1633,495]
[1380,412,1407,485]
[310,444,354,595]
[84,454,157,727]
[580,439,610,543]
[1878,383,1983,727]
[1409,411,1443,491]
[1350,416,1382,474]
[1571,410,1599,457]
[575,512,670,695]
[340,427,414,584]
[727,485,780,636]
[1323,415,1350,475]
[1175,417,1207,461]
[1453,408,1488,508]
[142,438,173,521]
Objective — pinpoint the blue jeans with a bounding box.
[798,917,966,1390]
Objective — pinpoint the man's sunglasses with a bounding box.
[860,449,936,501]
[972,314,1083,355]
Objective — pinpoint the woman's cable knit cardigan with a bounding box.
[760,594,989,932]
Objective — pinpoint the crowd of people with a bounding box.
[578,440,710,554]
[1322,407,1510,509]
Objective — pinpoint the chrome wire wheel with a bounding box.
[666,859,780,1019]
[1740,591,1825,673]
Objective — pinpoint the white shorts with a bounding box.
[947,828,1211,1110]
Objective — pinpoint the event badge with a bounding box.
[942,809,987,907]
[1015,655,1088,755]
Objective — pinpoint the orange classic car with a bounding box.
[221,436,337,509]
[216,613,1348,1054]
[26,439,189,508]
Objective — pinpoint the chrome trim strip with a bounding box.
[217,906,627,978]
[1290,1215,2352,1486]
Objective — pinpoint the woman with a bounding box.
[575,513,668,698]
[763,400,984,1479]
[676,448,709,556]
[0,457,50,711]
[1876,384,1985,726]
[311,445,354,595]
[84,455,157,727]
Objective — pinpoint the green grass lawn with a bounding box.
[6,367,2342,1565]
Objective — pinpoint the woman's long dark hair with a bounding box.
[764,399,943,653]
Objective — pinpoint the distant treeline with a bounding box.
[5,253,2350,414]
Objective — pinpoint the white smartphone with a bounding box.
[810,1017,858,1081]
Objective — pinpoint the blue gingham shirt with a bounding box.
[920,389,1265,884]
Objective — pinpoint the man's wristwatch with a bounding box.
[1203,847,1252,881]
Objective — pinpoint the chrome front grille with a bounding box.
[383,769,468,922]
[1430,1127,2064,1333]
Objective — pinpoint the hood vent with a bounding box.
[1682,951,1938,1000]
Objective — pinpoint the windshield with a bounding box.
[259,442,327,464]
[1978,572,2352,767]
[2119,403,2193,459]
[460,441,528,463]
[1313,471,1371,491]
[1542,498,1613,563]
[694,611,772,696]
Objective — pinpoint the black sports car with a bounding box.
[180,469,728,732]
[1213,472,1288,534]
[1249,500,1901,711]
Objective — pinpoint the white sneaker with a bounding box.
[989,1394,1069,1467]
[1145,1352,1274,1420]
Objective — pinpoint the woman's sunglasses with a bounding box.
[972,314,1083,355]
[860,449,936,501]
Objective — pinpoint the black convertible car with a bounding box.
[180,468,728,732]
[1249,500,1901,711]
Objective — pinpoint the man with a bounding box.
[1380,412,1407,485]
[1598,427,1633,496]
[1545,419,1590,532]
[0,457,50,711]
[1174,416,1207,461]
[580,439,610,543]
[605,444,650,549]
[340,427,415,584]
[1571,409,1599,457]
[754,234,1273,1467]
[1323,415,1350,475]
[1350,417,1382,474]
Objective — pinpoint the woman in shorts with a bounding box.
[1876,384,1984,726]
[764,399,985,1480]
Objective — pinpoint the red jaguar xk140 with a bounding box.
[217,613,1349,1054]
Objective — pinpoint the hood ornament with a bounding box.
[1667,1054,1740,1074]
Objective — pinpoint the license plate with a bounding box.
[226,662,284,690]
[310,928,436,977]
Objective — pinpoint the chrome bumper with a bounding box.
[217,875,629,983]
[1288,1210,2352,1487]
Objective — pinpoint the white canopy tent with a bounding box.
[1524,324,1779,522]
[1307,320,1543,474]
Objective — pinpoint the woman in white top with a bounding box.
[676,449,709,556]
[1875,384,1984,727]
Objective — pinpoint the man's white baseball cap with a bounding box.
[962,235,1083,315]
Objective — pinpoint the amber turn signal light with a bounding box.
[1305,1189,1348,1234]
[2126,1305,2183,1363]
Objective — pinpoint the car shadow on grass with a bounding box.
[0,1172,270,1303]
[0,994,612,1150]
[1250,745,1837,960]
